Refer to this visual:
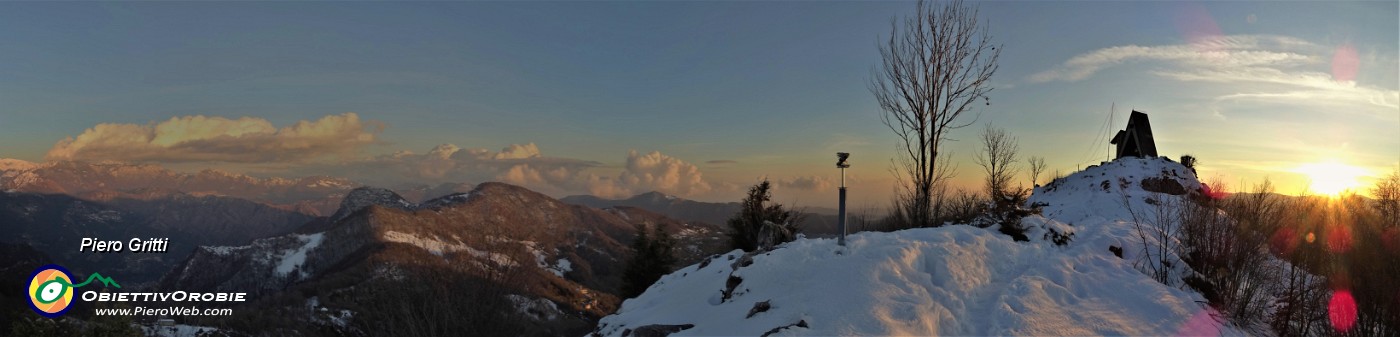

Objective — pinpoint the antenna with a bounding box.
[1077,101,1116,167]
[1108,102,1115,162]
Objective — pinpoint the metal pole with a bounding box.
[838,166,847,246]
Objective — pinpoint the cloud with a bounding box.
[46,113,380,163]
[42,114,736,201]
[776,175,834,191]
[1029,34,1399,119]
[285,144,721,200]
[1029,35,1318,83]
[706,160,738,165]
[292,142,600,191]
[615,150,712,196]
[493,143,541,160]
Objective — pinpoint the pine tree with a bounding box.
[621,223,677,298]
[727,180,799,251]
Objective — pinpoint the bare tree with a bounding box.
[1027,156,1046,187]
[974,124,1020,201]
[871,0,1000,228]
[1374,167,1400,228]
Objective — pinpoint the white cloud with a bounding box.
[492,143,542,160]
[283,144,724,200]
[46,113,380,163]
[1029,34,1399,119]
[290,142,599,191]
[776,175,834,192]
[1029,35,1319,83]
[615,150,712,196]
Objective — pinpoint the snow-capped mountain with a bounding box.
[161,182,729,335]
[0,160,358,215]
[328,186,415,222]
[592,157,1247,336]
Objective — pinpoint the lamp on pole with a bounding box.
[836,152,850,246]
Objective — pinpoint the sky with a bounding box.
[0,1,1395,208]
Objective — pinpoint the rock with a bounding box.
[722,275,744,302]
[1140,177,1186,195]
[731,252,755,271]
[757,220,795,251]
[746,300,771,318]
[627,324,695,337]
[760,320,809,337]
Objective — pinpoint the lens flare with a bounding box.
[1175,307,1224,337]
[1271,227,1300,256]
[1332,43,1359,82]
[1173,2,1223,48]
[1326,224,1354,253]
[1384,227,1400,254]
[1329,290,1357,333]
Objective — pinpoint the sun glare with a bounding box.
[1296,161,1368,197]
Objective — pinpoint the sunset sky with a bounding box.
[0,1,1395,207]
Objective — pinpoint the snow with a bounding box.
[142,324,219,337]
[202,245,244,256]
[330,309,355,328]
[382,230,516,266]
[554,258,573,276]
[0,158,38,171]
[331,187,413,221]
[306,178,351,189]
[524,241,571,277]
[275,233,324,276]
[383,230,470,256]
[417,191,478,209]
[594,157,1245,337]
[507,294,563,321]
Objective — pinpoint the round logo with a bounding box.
[28,264,75,318]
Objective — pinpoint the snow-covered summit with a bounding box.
[592,157,1239,337]
[0,158,40,171]
[1030,156,1203,226]
[329,186,414,222]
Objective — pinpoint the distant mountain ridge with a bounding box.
[0,159,357,216]
[161,182,729,335]
[562,191,741,226]
[563,191,848,236]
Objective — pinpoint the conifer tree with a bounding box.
[622,223,677,298]
[727,180,799,251]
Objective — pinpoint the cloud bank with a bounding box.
[1028,35,1398,116]
[45,113,380,163]
[284,143,719,199]
[41,114,743,200]
[776,175,834,192]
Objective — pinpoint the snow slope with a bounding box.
[593,157,1241,336]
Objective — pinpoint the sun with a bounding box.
[1295,161,1368,196]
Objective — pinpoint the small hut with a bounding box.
[1109,110,1157,159]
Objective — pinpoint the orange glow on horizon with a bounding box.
[1295,161,1368,197]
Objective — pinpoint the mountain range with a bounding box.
[1,159,737,335]
[159,183,728,335]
